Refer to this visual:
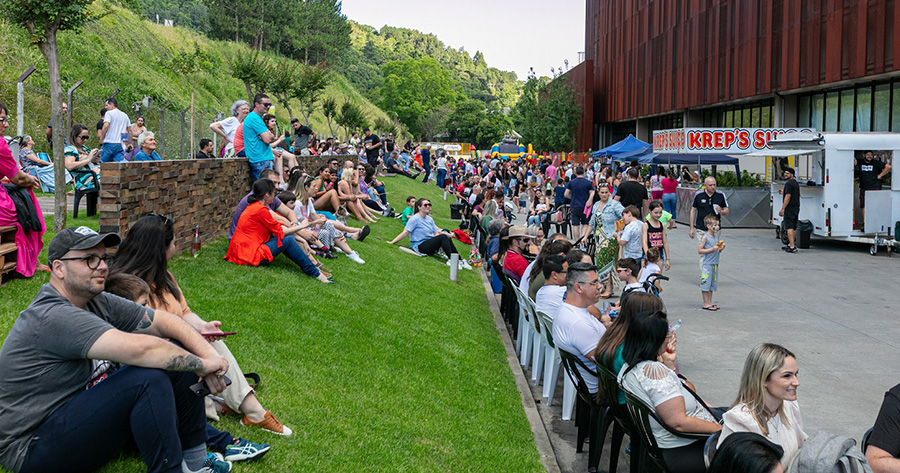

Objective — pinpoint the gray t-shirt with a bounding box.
[0,284,149,472]
[701,233,720,266]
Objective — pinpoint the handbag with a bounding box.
[551,210,564,224]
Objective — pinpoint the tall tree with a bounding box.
[321,97,337,138]
[268,58,302,119]
[9,0,94,231]
[228,49,272,102]
[293,62,330,126]
[378,57,460,136]
[337,101,365,139]
[512,72,580,151]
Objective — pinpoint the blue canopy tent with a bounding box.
[592,134,651,157]
[612,150,742,185]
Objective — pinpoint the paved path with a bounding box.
[501,202,900,472]
[36,196,76,217]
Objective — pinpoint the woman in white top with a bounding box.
[619,310,721,473]
[718,343,807,469]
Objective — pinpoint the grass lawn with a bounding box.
[0,176,544,472]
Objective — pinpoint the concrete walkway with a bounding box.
[36,196,76,217]
[501,203,900,472]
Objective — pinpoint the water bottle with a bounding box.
[191,225,201,258]
[669,318,682,332]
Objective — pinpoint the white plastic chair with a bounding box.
[521,294,545,386]
[512,285,533,369]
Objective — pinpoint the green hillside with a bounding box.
[0,1,390,156]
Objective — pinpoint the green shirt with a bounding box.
[401,206,415,225]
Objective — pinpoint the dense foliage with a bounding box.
[377,57,460,137]
[445,100,513,149]
[512,73,581,151]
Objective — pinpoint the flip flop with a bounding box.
[701,306,720,311]
[358,225,370,242]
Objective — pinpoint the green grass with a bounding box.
[0,177,543,472]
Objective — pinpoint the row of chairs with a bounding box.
[497,271,724,472]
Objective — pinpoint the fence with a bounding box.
[0,78,225,160]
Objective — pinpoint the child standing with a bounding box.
[617,205,644,262]
[642,200,671,270]
[698,214,724,311]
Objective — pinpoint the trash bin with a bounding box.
[798,220,813,249]
[450,203,465,220]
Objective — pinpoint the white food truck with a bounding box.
[748,132,897,255]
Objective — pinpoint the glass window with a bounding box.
[724,110,732,127]
[798,95,810,127]
[840,89,855,131]
[761,106,772,127]
[824,91,839,131]
[856,87,872,131]
[751,107,761,127]
[893,83,900,131]
[811,93,825,131]
[873,83,890,131]
[742,108,751,127]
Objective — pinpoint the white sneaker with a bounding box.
[460,260,473,270]
[347,251,365,264]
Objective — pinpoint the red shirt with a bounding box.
[234,124,245,154]
[225,201,284,266]
[662,177,678,194]
[503,250,529,284]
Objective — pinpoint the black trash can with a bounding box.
[450,203,464,220]
[798,220,813,249]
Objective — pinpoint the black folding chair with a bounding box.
[558,350,616,473]
[595,363,639,473]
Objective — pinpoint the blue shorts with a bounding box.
[700,264,718,292]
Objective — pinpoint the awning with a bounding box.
[740,149,820,157]
[593,134,651,157]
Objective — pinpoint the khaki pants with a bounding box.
[204,340,255,420]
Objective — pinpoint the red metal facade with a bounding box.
[559,60,595,151]
[585,0,900,123]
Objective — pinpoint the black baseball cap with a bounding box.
[48,226,121,263]
[362,127,370,132]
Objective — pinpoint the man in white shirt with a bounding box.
[551,262,605,393]
[98,97,132,163]
[534,255,568,319]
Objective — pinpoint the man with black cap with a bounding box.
[779,166,800,253]
[0,226,231,473]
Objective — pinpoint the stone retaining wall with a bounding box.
[97,159,251,253]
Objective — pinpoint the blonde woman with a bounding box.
[718,343,807,468]
[338,168,378,223]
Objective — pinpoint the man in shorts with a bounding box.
[565,165,594,245]
[779,166,800,253]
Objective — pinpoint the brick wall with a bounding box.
[97,159,251,254]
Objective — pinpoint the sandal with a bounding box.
[244,372,261,389]
[701,305,720,311]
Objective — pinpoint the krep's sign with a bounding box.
[653,128,815,154]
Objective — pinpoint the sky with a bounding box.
[341,0,585,81]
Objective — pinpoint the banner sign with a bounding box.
[653,128,816,154]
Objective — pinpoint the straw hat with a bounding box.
[503,225,532,240]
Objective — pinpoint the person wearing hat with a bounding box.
[502,225,532,284]
[388,198,472,269]
[779,166,801,253]
[0,226,232,473]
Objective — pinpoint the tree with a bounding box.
[475,112,513,149]
[293,62,330,126]
[377,57,460,136]
[446,100,486,143]
[417,106,452,142]
[541,77,581,151]
[228,49,272,102]
[268,58,302,119]
[321,96,337,138]
[337,101,365,140]
[293,0,351,64]
[9,0,94,231]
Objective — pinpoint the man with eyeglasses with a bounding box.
[0,226,230,473]
[534,254,569,319]
[501,225,532,285]
[244,93,276,181]
[551,262,606,393]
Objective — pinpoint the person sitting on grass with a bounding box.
[309,165,343,214]
[227,179,333,283]
[104,271,272,463]
[229,169,299,239]
[361,163,389,208]
[112,215,294,436]
[279,189,366,264]
[388,197,472,269]
[338,167,379,223]
[386,150,420,179]
[132,131,162,161]
[400,195,416,225]
[0,226,230,473]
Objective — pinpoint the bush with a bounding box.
[699,169,765,187]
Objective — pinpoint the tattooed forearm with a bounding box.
[164,354,204,372]
[137,310,154,330]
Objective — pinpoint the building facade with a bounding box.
[574,0,900,150]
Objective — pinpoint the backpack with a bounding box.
[787,431,872,473]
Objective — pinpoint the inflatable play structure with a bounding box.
[490,136,532,160]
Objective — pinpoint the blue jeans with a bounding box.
[374,185,387,205]
[263,235,319,277]
[206,424,234,453]
[250,160,274,181]
[422,159,431,182]
[662,192,677,220]
[527,215,542,226]
[20,365,205,473]
[436,169,446,189]
[100,143,125,163]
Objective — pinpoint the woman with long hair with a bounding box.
[588,184,624,297]
[309,165,342,213]
[593,292,665,404]
[110,215,293,436]
[718,344,806,468]
[388,197,471,269]
[337,167,378,223]
[64,124,102,191]
[661,168,679,229]
[226,179,332,283]
[618,310,721,473]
